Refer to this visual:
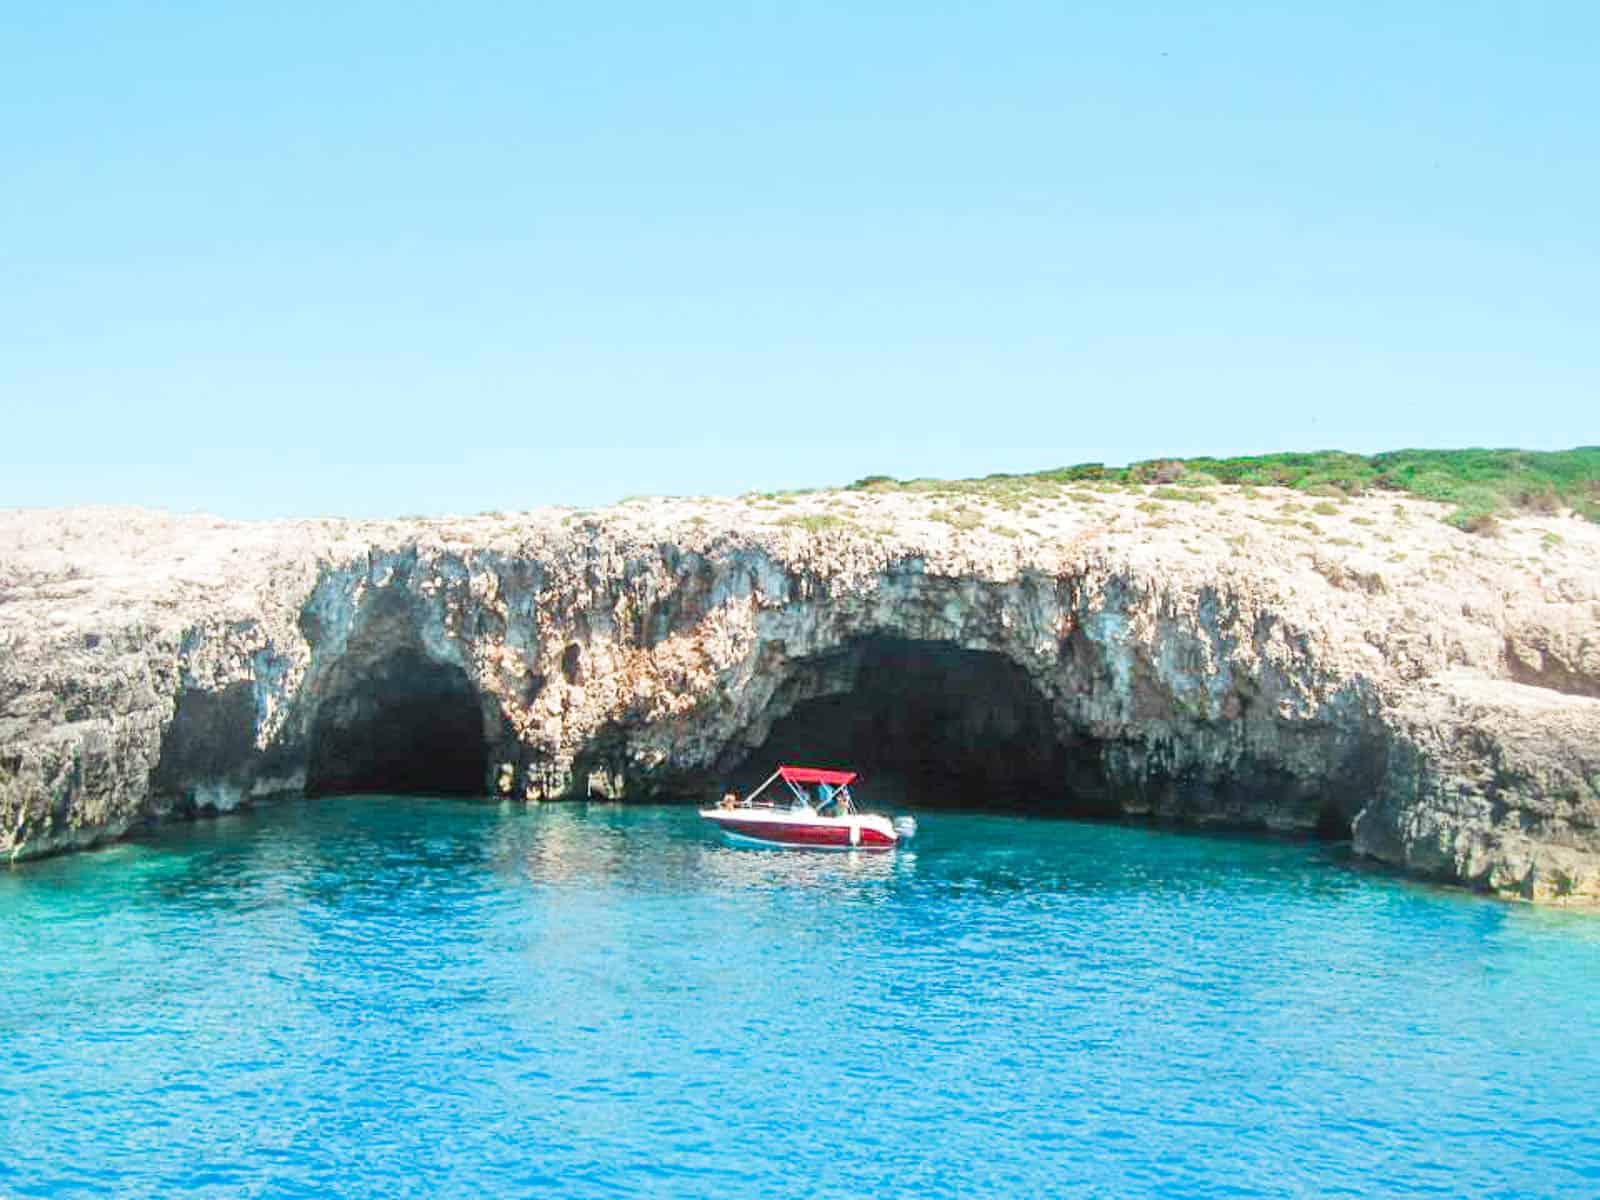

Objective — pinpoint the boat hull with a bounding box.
[698,809,898,850]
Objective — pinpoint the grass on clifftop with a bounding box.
[850,447,1600,533]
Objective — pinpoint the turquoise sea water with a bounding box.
[3,798,1599,1198]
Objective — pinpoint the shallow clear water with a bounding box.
[3,799,1599,1199]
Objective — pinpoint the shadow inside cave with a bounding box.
[723,637,1117,816]
[307,646,488,797]
[304,588,490,798]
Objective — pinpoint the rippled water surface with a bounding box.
[4,799,1600,1198]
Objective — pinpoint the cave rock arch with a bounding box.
[723,636,1112,814]
[305,588,490,797]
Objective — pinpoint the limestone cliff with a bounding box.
[2,485,1597,903]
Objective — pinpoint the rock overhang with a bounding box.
[1,488,1598,902]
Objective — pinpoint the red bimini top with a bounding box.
[778,765,857,787]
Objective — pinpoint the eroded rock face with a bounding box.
[2,489,1598,903]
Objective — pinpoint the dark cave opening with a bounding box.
[306,646,489,798]
[727,637,1115,815]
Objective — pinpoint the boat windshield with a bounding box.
[736,766,859,814]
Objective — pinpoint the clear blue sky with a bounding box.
[4,1,1595,517]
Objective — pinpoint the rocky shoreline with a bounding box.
[2,484,1597,902]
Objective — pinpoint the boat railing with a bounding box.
[724,789,854,816]
[720,768,859,816]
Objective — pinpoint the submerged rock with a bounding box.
[2,488,1598,903]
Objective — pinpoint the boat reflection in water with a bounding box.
[482,795,916,901]
[698,830,913,897]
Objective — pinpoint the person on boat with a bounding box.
[816,782,836,815]
[719,789,739,810]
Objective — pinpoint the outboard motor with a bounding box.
[892,816,918,842]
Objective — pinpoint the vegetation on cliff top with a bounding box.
[850,447,1600,533]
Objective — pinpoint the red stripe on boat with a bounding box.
[715,818,895,848]
[720,819,851,846]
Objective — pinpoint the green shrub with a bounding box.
[777,514,850,533]
[931,508,984,531]
[1446,507,1499,536]
[1128,459,1187,484]
[840,447,1599,530]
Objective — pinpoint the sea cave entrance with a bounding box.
[305,590,490,798]
[726,637,1113,815]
